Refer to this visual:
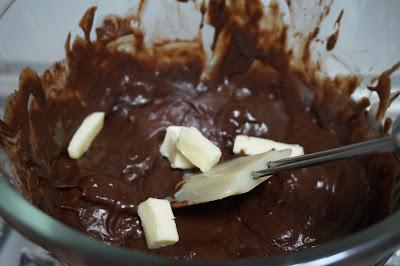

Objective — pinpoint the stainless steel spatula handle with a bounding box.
[252,116,400,179]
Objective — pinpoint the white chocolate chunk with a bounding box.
[233,135,304,157]
[176,127,221,172]
[160,126,194,169]
[137,198,179,249]
[174,149,292,205]
[68,112,105,159]
[173,152,194,169]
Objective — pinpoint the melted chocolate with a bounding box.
[0,0,398,261]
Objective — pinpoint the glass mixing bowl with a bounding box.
[0,1,400,265]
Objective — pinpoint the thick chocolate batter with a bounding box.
[0,0,398,261]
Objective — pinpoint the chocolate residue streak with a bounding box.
[326,30,338,51]
[303,27,320,64]
[384,118,393,133]
[0,0,398,261]
[79,7,97,43]
[335,9,344,26]
[326,9,343,51]
[368,61,400,121]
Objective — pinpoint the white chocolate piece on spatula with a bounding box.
[160,126,194,169]
[176,127,221,172]
[68,112,105,159]
[233,135,304,157]
[173,149,292,206]
[138,198,179,249]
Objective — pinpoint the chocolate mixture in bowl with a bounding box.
[0,0,399,261]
